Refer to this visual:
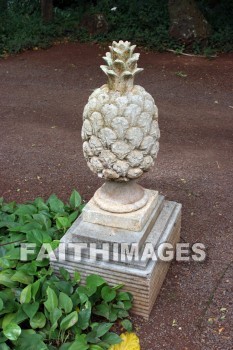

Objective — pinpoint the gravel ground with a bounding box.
[0,43,232,349]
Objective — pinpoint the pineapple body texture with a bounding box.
[81,41,160,182]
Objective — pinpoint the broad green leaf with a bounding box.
[59,292,73,314]
[121,319,133,332]
[59,267,70,281]
[11,270,34,285]
[0,343,10,350]
[68,341,88,350]
[116,309,129,319]
[0,300,16,316]
[14,307,28,325]
[44,287,58,312]
[26,230,52,245]
[113,301,125,309]
[108,308,118,322]
[75,289,88,304]
[77,305,91,330]
[53,281,73,295]
[101,286,116,302]
[86,274,106,288]
[86,330,100,344]
[89,346,104,350]
[47,194,64,213]
[14,204,37,217]
[79,203,86,212]
[56,217,70,230]
[72,271,81,284]
[49,308,62,332]
[60,311,78,331]
[75,333,87,345]
[50,240,60,251]
[69,190,82,209]
[68,211,79,224]
[34,198,49,211]
[31,279,41,301]
[4,247,20,260]
[122,300,132,311]
[59,344,72,350]
[32,213,51,230]
[112,283,124,290]
[2,313,16,329]
[0,298,3,312]
[20,284,32,304]
[77,285,96,298]
[0,289,14,303]
[35,259,50,267]
[47,346,56,350]
[0,270,17,288]
[1,202,16,214]
[9,222,42,233]
[30,312,46,329]
[94,304,117,322]
[0,257,16,269]
[117,292,132,301]
[50,307,62,324]
[101,332,122,345]
[17,262,37,276]
[93,303,110,319]
[14,330,48,350]
[3,323,21,341]
[94,323,113,338]
[22,302,39,319]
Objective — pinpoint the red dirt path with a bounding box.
[0,43,232,349]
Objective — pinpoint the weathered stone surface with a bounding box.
[125,127,144,148]
[81,41,160,182]
[168,0,212,43]
[127,168,143,179]
[78,43,181,319]
[61,195,164,252]
[51,199,182,319]
[83,188,158,230]
[111,141,131,160]
[113,160,129,177]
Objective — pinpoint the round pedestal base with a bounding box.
[93,181,149,213]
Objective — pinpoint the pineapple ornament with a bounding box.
[51,48,181,318]
[82,41,160,213]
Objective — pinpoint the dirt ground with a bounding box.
[0,43,232,349]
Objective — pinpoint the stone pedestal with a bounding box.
[50,187,182,319]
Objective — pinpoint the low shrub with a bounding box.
[0,191,134,349]
[0,0,233,56]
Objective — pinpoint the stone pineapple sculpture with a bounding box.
[82,41,160,182]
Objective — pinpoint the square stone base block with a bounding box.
[82,189,158,231]
[50,192,182,320]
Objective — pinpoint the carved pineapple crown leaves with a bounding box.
[100,41,143,91]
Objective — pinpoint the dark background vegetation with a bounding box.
[0,0,232,56]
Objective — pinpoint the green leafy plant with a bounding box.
[0,191,134,349]
[0,1,233,56]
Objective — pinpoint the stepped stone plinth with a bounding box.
[51,191,181,319]
[50,41,182,319]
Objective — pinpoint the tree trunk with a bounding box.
[41,0,53,23]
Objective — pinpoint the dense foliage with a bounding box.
[0,0,232,56]
[0,191,134,349]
